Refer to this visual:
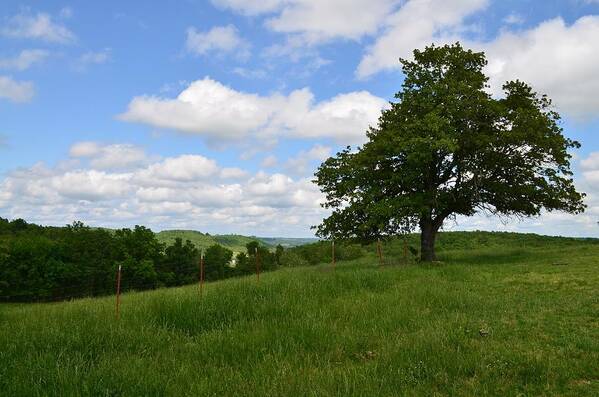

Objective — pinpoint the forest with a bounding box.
[0,217,289,301]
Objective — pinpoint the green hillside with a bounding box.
[2,232,598,396]
[258,236,318,247]
[155,230,262,253]
[155,229,317,253]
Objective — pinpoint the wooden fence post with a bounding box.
[377,238,384,267]
[255,247,260,282]
[115,265,122,320]
[331,240,336,270]
[199,252,205,296]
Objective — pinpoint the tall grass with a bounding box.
[1,233,598,396]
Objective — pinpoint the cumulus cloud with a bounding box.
[356,0,488,78]
[213,0,398,43]
[69,142,148,170]
[186,25,250,59]
[52,171,132,201]
[0,75,35,103]
[140,155,220,182]
[261,154,278,168]
[285,144,331,175]
[265,0,398,43]
[482,16,599,118]
[0,149,327,236]
[581,152,599,184]
[1,147,596,237]
[0,49,49,71]
[1,11,76,44]
[119,77,387,145]
[352,1,599,119]
[220,167,249,179]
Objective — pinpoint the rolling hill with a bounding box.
[155,229,317,253]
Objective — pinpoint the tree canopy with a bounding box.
[314,43,586,261]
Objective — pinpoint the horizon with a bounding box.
[1,0,599,238]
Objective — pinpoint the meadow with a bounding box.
[1,232,598,396]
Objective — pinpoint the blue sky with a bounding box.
[1,0,598,237]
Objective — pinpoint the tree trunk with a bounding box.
[420,220,439,262]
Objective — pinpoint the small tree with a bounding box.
[161,238,199,285]
[315,43,585,261]
[204,244,233,281]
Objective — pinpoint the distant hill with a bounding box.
[257,237,319,248]
[155,230,316,253]
[155,230,256,253]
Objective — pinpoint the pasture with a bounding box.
[1,233,597,396]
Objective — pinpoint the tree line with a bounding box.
[0,218,291,302]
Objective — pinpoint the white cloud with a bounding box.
[351,1,599,119]
[119,77,388,145]
[0,150,328,236]
[285,144,331,175]
[141,155,219,182]
[70,141,102,157]
[261,154,278,168]
[232,67,267,79]
[503,13,524,25]
[70,142,148,170]
[0,49,49,71]
[220,167,249,179]
[265,0,398,43]
[2,149,595,237]
[266,90,388,142]
[75,48,111,70]
[581,152,599,171]
[482,16,599,118]
[357,0,488,78]
[213,0,398,43]
[0,75,35,103]
[581,152,599,184]
[2,11,76,44]
[211,0,283,16]
[186,25,250,59]
[52,171,132,201]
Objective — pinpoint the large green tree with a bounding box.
[314,43,586,261]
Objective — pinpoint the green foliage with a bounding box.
[234,241,280,275]
[278,250,309,267]
[315,43,585,261]
[204,244,234,281]
[1,235,598,395]
[161,237,199,286]
[0,218,293,301]
[289,240,364,265]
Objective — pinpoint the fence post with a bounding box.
[331,240,335,270]
[115,264,122,320]
[255,247,260,282]
[377,238,384,267]
[199,252,205,296]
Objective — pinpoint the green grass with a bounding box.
[1,233,598,396]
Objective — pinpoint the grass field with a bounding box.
[1,233,598,396]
